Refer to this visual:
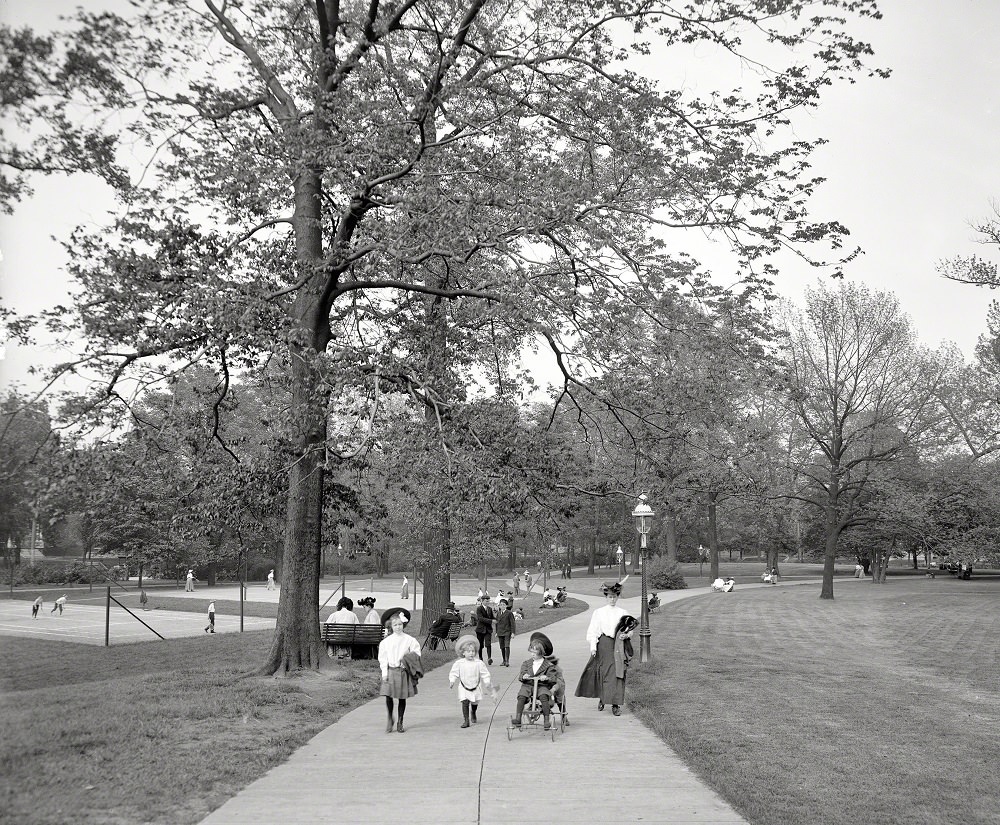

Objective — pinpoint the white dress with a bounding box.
[449,657,494,702]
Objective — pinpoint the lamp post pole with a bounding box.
[338,542,344,596]
[632,494,655,663]
[616,545,624,580]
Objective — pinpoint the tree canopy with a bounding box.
[3,0,894,670]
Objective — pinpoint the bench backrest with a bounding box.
[321,623,385,644]
[446,622,462,641]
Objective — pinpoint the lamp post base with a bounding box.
[639,629,652,662]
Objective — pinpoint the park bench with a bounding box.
[422,620,463,651]
[321,623,384,659]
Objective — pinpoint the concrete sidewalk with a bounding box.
[201,583,766,825]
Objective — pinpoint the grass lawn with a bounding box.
[0,593,584,825]
[627,576,1000,825]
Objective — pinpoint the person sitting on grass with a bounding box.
[512,635,560,731]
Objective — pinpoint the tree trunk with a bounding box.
[663,507,678,567]
[820,494,838,599]
[708,493,720,580]
[419,526,451,634]
[261,345,326,673]
[261,169,329,675]
[590,497,600,575]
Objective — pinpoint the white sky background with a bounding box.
[1,0,998,396]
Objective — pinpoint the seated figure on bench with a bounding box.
[427,602,463,650]
[324,597,359,659]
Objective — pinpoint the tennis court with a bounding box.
[0,595,274,646]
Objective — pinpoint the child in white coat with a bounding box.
[449,635,498,728]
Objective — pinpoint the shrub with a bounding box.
[646,557,688,590]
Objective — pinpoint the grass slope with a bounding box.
[628,578,1000,825]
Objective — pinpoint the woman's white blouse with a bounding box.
[586,604,628,653]
[325,608,359,625]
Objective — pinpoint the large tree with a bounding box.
[4,1,884,672]
[0,393,53,565]
[781,281,945,598]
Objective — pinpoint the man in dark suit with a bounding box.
[427,602,463,650]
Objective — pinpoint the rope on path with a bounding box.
[476,673,518,824]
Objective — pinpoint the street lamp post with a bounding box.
[632,493,655,662]
[338,542,344,596]
[616,544,624,580]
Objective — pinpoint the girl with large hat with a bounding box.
[377,608,422,733]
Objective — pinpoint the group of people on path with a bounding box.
[375,578,638,732]
[472,592,517,666]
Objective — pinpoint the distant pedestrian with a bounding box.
[32,596,42,618]
[401,575,409,599]
[51,595,67,615]
[139,589,149,610]
[513,573,521,597]
[205,601,215,633]
[185,569,195,592]
[266,569,276,590]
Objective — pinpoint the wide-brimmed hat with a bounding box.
[455,635,479,654]
[528,631,553,657]
[381,606,411,627]
[445,601,456,610]
[600,581,623,596]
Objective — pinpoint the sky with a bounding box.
[1,0,999,396]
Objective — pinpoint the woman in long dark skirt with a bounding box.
[575,581,635,716]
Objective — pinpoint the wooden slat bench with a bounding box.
[321,623,384,659]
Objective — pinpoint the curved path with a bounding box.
[200,585,799,825]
